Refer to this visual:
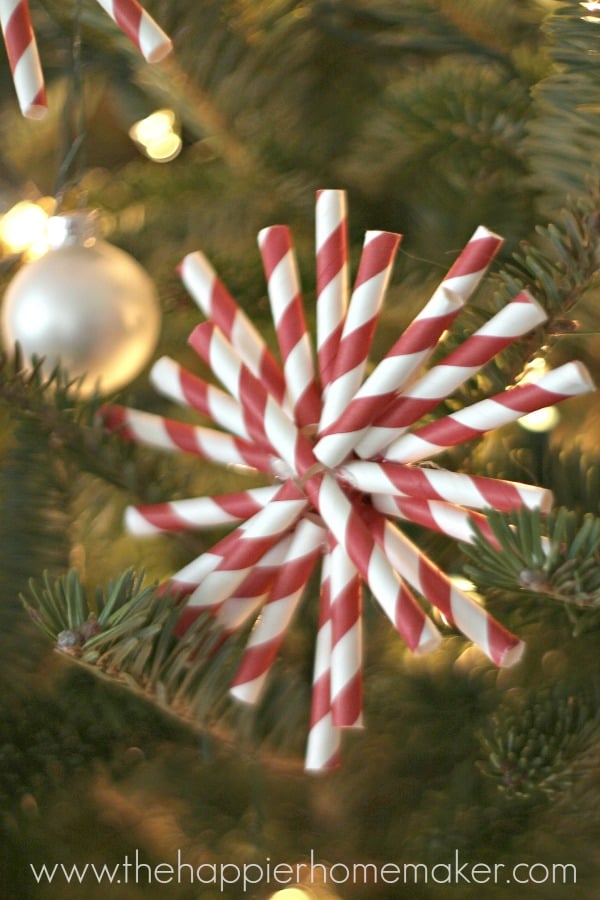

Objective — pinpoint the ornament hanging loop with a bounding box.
[46,209,99,249]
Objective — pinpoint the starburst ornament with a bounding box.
[102,191,594,771]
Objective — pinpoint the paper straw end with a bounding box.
[230,682,261,705]
[538,488,554,515]
[569,360,596,393]
[517,289,548,324]
[24,103,47,120]
[498,639,525,668]
[145,39,173,64]
[413,628,443,656]
[472,224,503,243]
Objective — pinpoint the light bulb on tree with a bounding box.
[269,889,314,899]
[1,209,161,396]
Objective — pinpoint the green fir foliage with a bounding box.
[527,0,600,204]
[463,507,600,636]
[480,680,600,800]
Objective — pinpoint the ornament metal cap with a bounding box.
[47,210,99,249]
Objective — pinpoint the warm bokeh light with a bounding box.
[515,357,559,432]
[518,406,560,432]
[0,200,52,256]
[145,132,183,162]
[129,109,175,145]
[580,0,600,16]
[450,575,478,594]
[517,356,548,383]
[129,109,182,162]
[269,889,312,900]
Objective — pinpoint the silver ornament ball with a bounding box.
[1,210,161,395]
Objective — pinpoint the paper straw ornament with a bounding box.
[371,493,502,549]
[0,0,172,119]
[103,191,595,771]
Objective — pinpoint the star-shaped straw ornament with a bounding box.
[0,0,172,119]
[102,191,595,771]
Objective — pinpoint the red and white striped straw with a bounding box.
[318,230,402,431]
[99,404,275,474]
[175,533,294,636]
[230,518,325,704]
[372,493,500,548]
[304,472,441,656]
[180,252,287,405]
[215,535,294,636]
[305,552,341,771]
[163,542,231,606]
[125,485,279,536]
[189,321,316,477]
[168,481,306,629]
[93,0,172,63]
[438,225,503,300]
[340,460,553,513]
[356,290,547,459]
[384,361,595,465]
[183,479,307,614]
[314,287,463,467]
[258,225,321,427]
[329,540,363,728]
[0,0,46,119]
[151,356,252,445]
[315,189,349,390]
[373,493,552,557]
[366,508,524,667]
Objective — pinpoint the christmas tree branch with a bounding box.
[462,507,600,633]
[0,350,187,505]
[526,0,600,202]
[19,568,307,773]
[479,679,600,799]
[0,355,75,618]
[313,0,522,75]
[494,192,600,322]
